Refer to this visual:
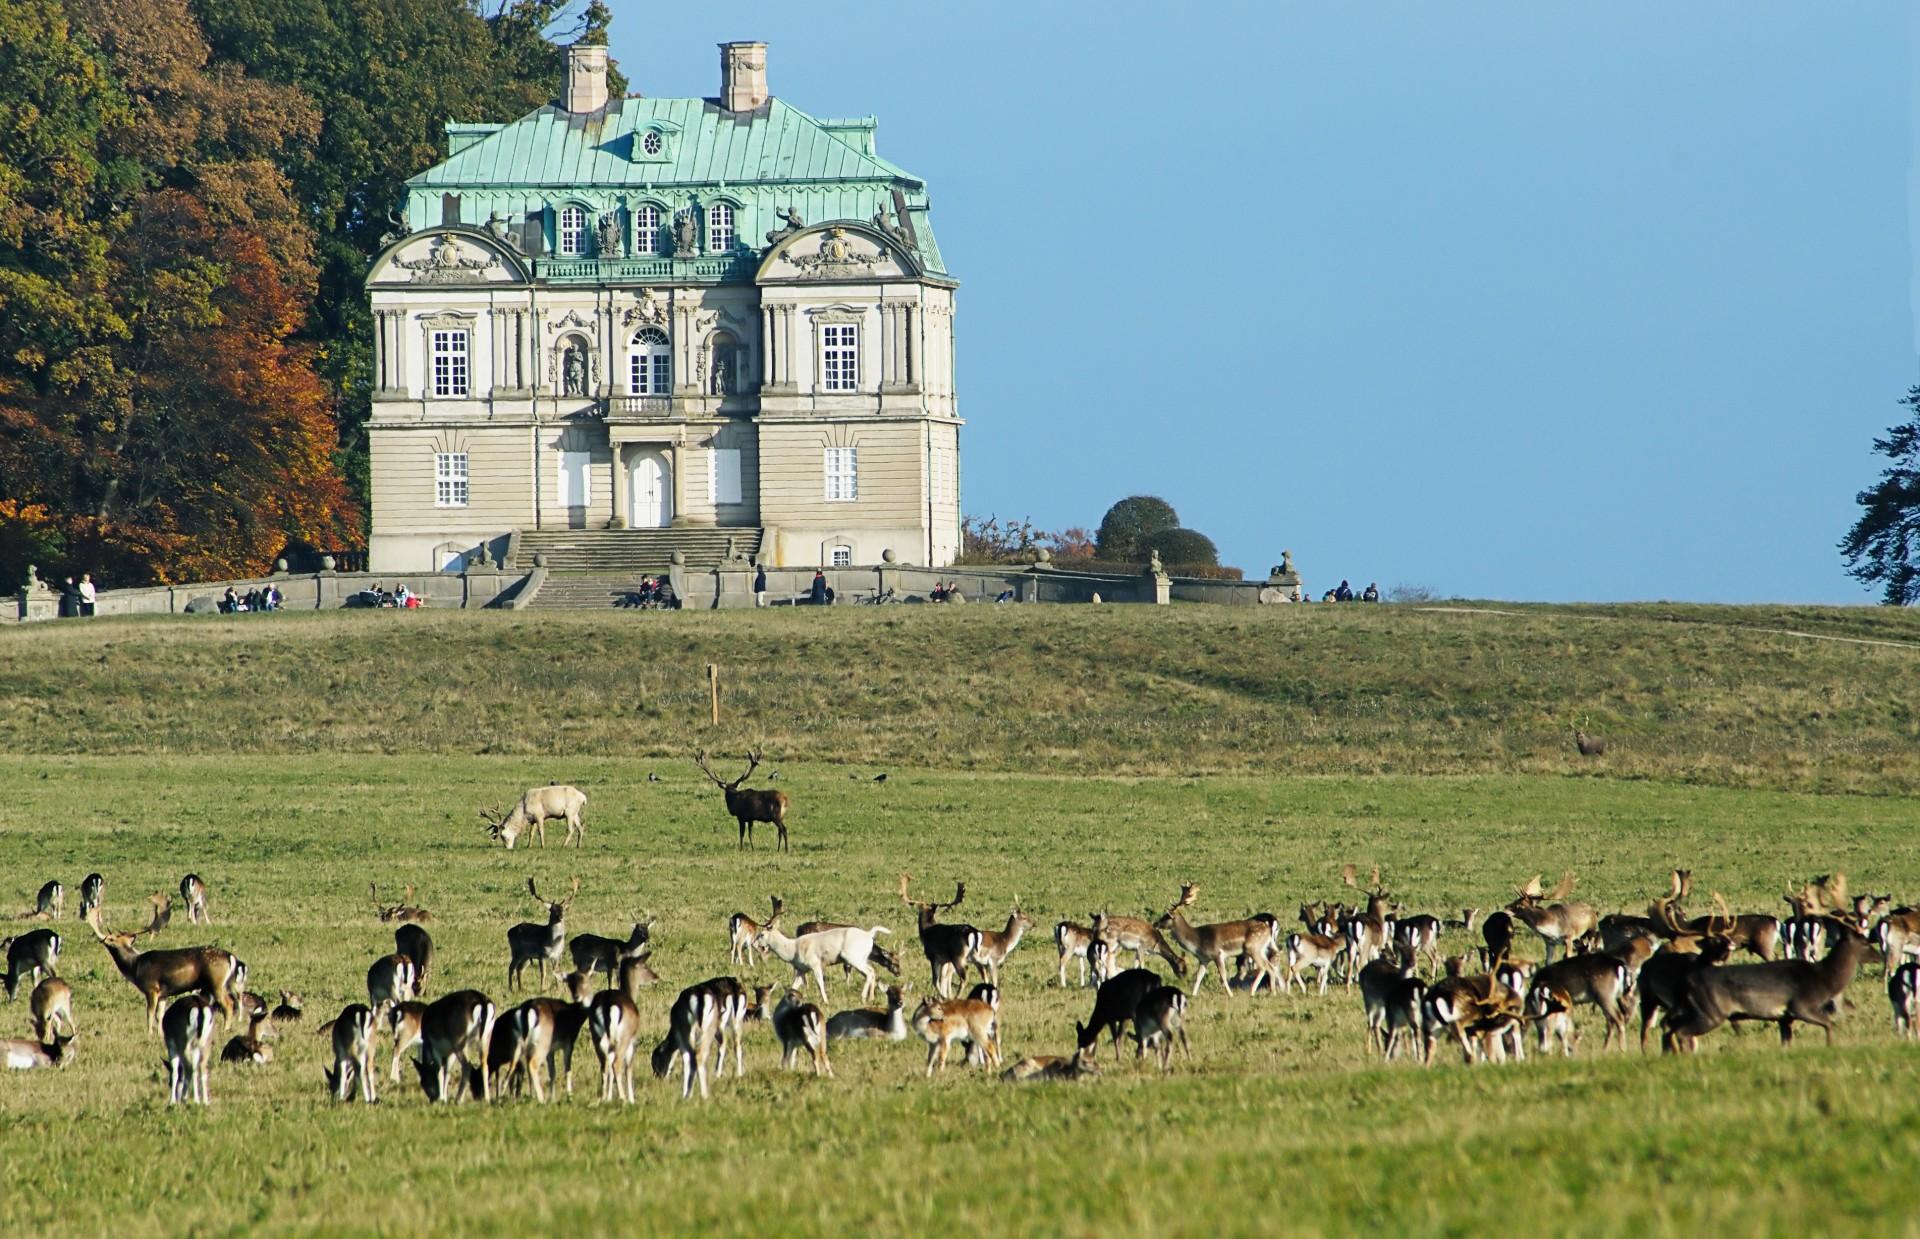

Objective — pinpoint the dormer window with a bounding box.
[630,124,677,164]
[557,205,588,256]
[642,131,663,156]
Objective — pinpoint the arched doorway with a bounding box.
[629,449,672,528]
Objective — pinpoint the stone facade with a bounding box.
[365,40,962,573]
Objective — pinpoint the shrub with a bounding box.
[1142,527,1218,568]
[1095,496,1178,562]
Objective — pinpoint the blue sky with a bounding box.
[604,3,1914,602]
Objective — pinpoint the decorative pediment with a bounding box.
[622,288,669,328]
[757,222,918,285]
[368,227,529,287]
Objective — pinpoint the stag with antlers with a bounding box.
[1507,872,1597,965]
[694,750,791,851]
[900,875,979,998]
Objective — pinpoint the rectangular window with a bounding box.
[431,330,469,397]
[558,205,588,256]
[435,452,469,507]
[633,205,659,255]
[708,203,734,253]
[825,447,857,502]
[709,448,742,505]
[831,545,852,567]
[821,324,859,392]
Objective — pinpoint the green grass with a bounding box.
[2,607,1918,1236]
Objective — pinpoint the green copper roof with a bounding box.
[410,97,921,189]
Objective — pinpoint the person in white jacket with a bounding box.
[77,573,97,617]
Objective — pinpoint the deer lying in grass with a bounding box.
[1001,1047,1098,1082]
[220,1006,274,1065]
[87,910,244,1035]
[1507,873,1597,964]
[756,917,891,1003]
[729,897,782,969]
[0,1030,74,1070]
[372,884,432,923]
[163,995,217,1104]
[827,984,910,1041]
[271,991,303,1024]
[506,877,577,991]
[694,750,790,851]
[1157,883,1280,997]
[1666,924,1872,1052]
[481,784,589,850]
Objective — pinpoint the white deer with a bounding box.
[755,920,891,1003]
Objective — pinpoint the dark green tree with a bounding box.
[1095,495,1178,562]
[1840,385,1920,605]
[1143,527,1218,568]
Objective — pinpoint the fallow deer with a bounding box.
[569,916,653,985]
[729,896,782,969]
[1479,910,1515,970]
[386,1000,426,1083]
[755,918,891,1003]
[1890,961,1919,1039]
[1358,949,1416,1056]
[666,976,752,1080]
[1156,883,1280,997]
[764,988,832,1077]
[1086,939,1117,987]
[1392,913,1444,973]
[413,990,497,1102]
[1507,872,1596,964]
[324,1004,377,1103]
[1283,923,1345,996]
[489,1000,561,1101]
[1527,987,1580,1057]
[271,991,304,1024]
[1420,957,1498,1065]
[972,901,1034,985]
[827,984,909,1041]
[1666,924,1872,1051]
[1054,921,1096,987]
[1131,984,1191,1069]
[1382,970,1428,1062]
[28,880,63,921]
[163,994,217,1104]
[1459,987,1528,1063]
[2,928,60,1000]
[910,994,999,1075]
[901,875,978,997]
[1338,867,1393,985]
[1001,1047,1098,1082]
[78,874,102,924]
[1076,968,1169,1060]
[220,1006,274,1065]
[1635,936,1733,1050]
[142,893,172,936]
[693,750,790,850]
[179,874,209,926]
[1526,953,1630,1050]
[481,783,589,850]
[1089,910,1188,979]
[29,978,73,1042]
[395,924,434,994]
[372,884,432,923]
[647,982,718,1101]
[1873,908,1920,969]
[518,997,591,1097]
[506,877,577,991]
[0,1031,73,1070]
[87,911,244,1035]
[367,954,421,1021]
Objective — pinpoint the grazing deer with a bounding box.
[647,983,718,1101]
[1053,921,1098,987]
[1527,987,1581,1057]
[1002,1047,1098,1082]
[1156,883,1280,997]
[506,877,577,991]
[413,991,497,1103]
[972,901,1035,985]
[900,875,979,998]
[1089,910,1188,980]
[28,880,63,921]
[395,924,433,995]
[372,884,432,923]
[0,1031,73,1070]
[220,1005,274,1065]
[386,1001,426,1083]
[755,917,891,1003]
[29,978,73,1042]
[77,874,102,924]
[271,991,304,1024]
[1358,949,1417,1056]
[489,1000,561,1101]
[1507,873,1597,964]
[693,750,790,850]
[163,994,217,1104]
[569,916,654,986]
[142,893,172,936]
[1392,914,1444,973]
[2,929,60,1000]
[87,911,244,1035]
[179,874,209,926]
[666,977,752,1081]
[1526,953,1630,1050]
[1283,922,1345,996]
[1635,937,1733,1050]
[1460,988,1528,1063]
[1667,925,1872,1052]
[1076,968,1169,1060]
[763,988,832,1077]
[481,783,589,850]
[729,896,783,969]
[910,995,999,1075]
[517,997,591,1097]
[367,954,421,1021]
[1420,957,1500,1065]
[1890,962,1920,1039]
[1131,985,1191,1069]
[827,984,910,1041]
[324,1004,377,1103]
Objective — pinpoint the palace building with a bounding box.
[364,40,960,574]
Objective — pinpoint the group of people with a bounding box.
[351,583,422,609]
[55,574,98,618]
[929,581,965,603]
[1319,579,1382,603]
[219,584,283,613]
[618,576,678,610]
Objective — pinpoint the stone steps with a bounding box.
[522,573,647,611]
[514,528,761,573]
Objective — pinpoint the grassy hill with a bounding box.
[0,603,1915,791]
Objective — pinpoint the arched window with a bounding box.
[557,205,588,256]
[629,327,671,395]
[707,202,734,253]
[632,204,661,256]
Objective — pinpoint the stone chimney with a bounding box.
[720,41,768,111]
[564,43,609,113]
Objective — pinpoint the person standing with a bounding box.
[753,562,768,608]
[58,577,78,618]
[808,569,828,606]
[78,573,97,616]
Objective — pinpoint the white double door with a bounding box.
[628,449,672,528]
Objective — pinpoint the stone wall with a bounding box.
[8,566,528,621]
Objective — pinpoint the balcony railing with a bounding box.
[533,253,757,284]
[606,396,677,418]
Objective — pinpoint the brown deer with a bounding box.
[1525,953,1631,1050]
[1090,910,1188,980]
[506,877,577,991]
[1001,1047,1098,1082]
[1131,984,1191,1069]
[1875,908,1920,969]
[693,750,790,850]
[28,880,63,921]
[220,1005,274,1065]
[901,875,979,998]
[488,1000,561,1102]
[1891,961,1919,1038]
[1283,922,1344,996]
[1156,882,1279,997]
[1339,866,1393,985]
[86,910,245,1035]
[0,1030,74,1070]
[480,784,589,850]
[324,1004,377,1103]
[395,924,434,994]
[729,896,783,968]
[647,982,719,1101]
[2,928,61,1000]
[271,991,304,1024]
[29,978,74,1042]
[1572,728,1608,757]
[972,900,1034,985]
[412,990,497,1103]
[762,988,832,1077]
[1637,935,1733,1050]
[77,874,102,925]
[1666,924,1873,1052]
[179,874,210,926]
[910,994,999,1075]
[1053,921,1097,987]
[385,1001,426,1083]
[568,916,653,986]
[1528,987,1580,1057]
[163,995,217,1104]
[141,893,172,936]
[372,884,432,923]
[1506,872,1596,964]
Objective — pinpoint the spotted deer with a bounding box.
[1001,1047,1098,1082]
[910,994,999,1075]
[1053,921,1097,987]
[1090,911,1188,980]
[29,978,73,1042]
[729,896,782,969]
[972,901,1034,985]
[372,884,432,923]
[1155,883,1280,997]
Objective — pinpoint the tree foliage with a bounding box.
[1840,386,1920,606]
[1095,495,1179,562]
[1143,527,1218,568]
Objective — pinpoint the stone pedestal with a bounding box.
[1266,549,1304,603]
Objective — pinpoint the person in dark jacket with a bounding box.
[808,570,829,605]
[58,577,78,618]
[753,563,768,608]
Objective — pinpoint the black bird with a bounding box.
[647,772,661,783]
[767,770,780,781]
[872,773,888,784]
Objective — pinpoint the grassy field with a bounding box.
[0,607,1917,1237]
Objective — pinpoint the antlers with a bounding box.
[1340,865,1383,893]
[692,750,726,788]
[693,749,765,789]
[898,874,965,912]
[527,876,579,909]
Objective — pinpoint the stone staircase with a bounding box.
[514,528,763,610]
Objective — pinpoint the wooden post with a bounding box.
[707,663,720,726]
